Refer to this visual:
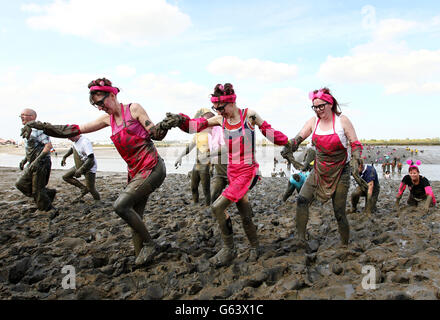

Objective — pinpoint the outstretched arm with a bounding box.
[22,114,109,139]
[159,113,222,134]
[279,117,314,164]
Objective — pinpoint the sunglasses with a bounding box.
[93,93,109,108]
[311,103,327,111]
[211,103,228,113]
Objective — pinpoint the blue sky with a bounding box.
[1,0,440,143]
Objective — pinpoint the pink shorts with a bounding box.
[222,163,259,202]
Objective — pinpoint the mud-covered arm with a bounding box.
[19,158,27,170]
[22,115,109,139]
[280,117,314,164]
[28,142,52,171]
[61,147,73,166]
[21,121,82,139]
[177,141,196,160]
[76,154,95,176]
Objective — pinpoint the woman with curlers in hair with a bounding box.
[162,83,292,267]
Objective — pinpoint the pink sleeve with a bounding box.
[397,182,406,197]
[259,121,288,146]
[425,186,436,205]
[351,140,363,154]
[178,113,208,133]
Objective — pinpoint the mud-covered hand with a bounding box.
[422,196,432,214]
[350,150,368,192]
[175,156,182,169]
[61,157,67,167]
[280,140,295,164]
[160,113,185,130]
[19,158,27,170]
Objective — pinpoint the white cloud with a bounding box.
[22,0,191,46]
[373,18,417,41]
[207,56,298,82]
[115,65,136,78]
[318,18,440,94]
[127,74,211,117]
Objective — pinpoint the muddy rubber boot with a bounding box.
[248,246,263,262]
[47,188,57,203]
[209,234,236,268]
[242,218,260,262]
[135,241,160,266]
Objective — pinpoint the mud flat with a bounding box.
[0,167,439,300]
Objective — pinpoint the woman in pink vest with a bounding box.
[21,78,169,266]
[281,87,365,249]
[163,83,291,267]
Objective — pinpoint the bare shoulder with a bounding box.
[306,116,316,126]
[339,114,353,126]
[98,113,111,126]
[129,102,144,114]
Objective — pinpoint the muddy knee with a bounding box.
[297,195,310,208]
[113,196,131,219]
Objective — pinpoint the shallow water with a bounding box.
[1,145,440,180]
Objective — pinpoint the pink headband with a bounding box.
[407,159,421,171]
[89,86,119,95]
[211,94,236,103]
[309,90,334,104]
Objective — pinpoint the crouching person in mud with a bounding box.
[281,88,364,250]
[16,108,58,219]
[61,134,100,201]
[162,83,291,267]
[21,78,175,266]
[348,158,380,216]
[395,160,436,213]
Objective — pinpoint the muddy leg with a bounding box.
[199,167,211,206]
[209,195,236,267]
[63,166,88,195]
[85,172,101,200]
[191,167,200,204]
[332,166,350,245]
